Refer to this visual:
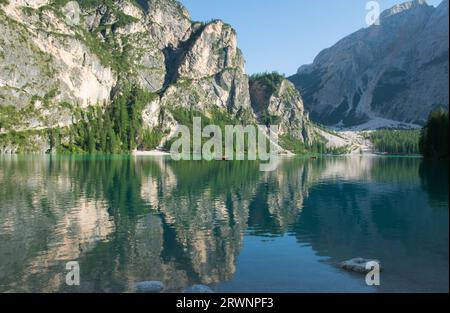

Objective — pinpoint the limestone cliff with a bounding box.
[0,0,256,152]
[0,0,328,154]
[289,0,449,129]
[249,73,312,144]
[142,19,254,140]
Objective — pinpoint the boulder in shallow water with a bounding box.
[339,258,381,274]
[184,284,214,293]
[134,281,165,293]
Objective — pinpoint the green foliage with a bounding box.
[115,10,140,28]
[249,72,285,94]
[419,109,449,159]
[280,135,338,154]
[164,107,212,151]
[50,0,71,7]
[60,84,157,154]
[169,106,244,128]
[79,29,133,73]
[328,145,350,155]
[77,0,113,9]
[76,1,138,72]
[260,112,281,126]
[209,107,245,128]
[20,6,35,16]
[0,105,36,131]
[279,133,349,155]
[168,107,349,156]
[0,129,47,153]
[48,128,61,152]
[166,107,260,155]
[169,106,200,127]
[0,0,9,5]
[140,128,164,151]
[367,129,421,155]
[1,84,156,155]
[279,134,309,154]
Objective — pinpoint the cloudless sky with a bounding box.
[180,0,442,75]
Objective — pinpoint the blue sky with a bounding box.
[180,0,442,75]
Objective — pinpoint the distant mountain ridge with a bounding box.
[289,0,449,129]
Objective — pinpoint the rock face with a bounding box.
[0,0,334,153]
[249,74,312,143]
[0,0,116,131]
[143,19,254,139]
[0,0,254,148]
[289,0,449,128]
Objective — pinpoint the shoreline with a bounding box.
[132,150,171,156]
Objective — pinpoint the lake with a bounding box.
[0,155,448,293]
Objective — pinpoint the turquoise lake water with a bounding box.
[0,155,448,292]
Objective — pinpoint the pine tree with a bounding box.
[420,109,449,159]
[87,127,96,153]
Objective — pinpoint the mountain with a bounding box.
[0,0,250,151]
[0,0,330,154]
[289,0,449,129]
[249,72,313,144]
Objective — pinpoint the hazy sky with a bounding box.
[180,0,442,75]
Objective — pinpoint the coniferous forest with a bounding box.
[50,84,163,154]
[367,129,421,155]
[419,109,449,159]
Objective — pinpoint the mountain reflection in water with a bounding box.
[0,155,448,292]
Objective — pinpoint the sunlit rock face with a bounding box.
[1,0,337,153]
[289,0,449,128]
[7,0,50,9]
[143,17,254,140]
[0,0,253,143]
[250,77,312,143]
[177,21,242,80]
[144,0,192,49]
[0,1,116,115]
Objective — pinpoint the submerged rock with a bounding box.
[134,281,165,293]
[184,284,214,293]
[339,258,381,274]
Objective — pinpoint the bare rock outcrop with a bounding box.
[289,0,449,128]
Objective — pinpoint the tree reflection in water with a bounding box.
[0,155,447,292]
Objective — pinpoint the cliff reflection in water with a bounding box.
[0,155,448,292]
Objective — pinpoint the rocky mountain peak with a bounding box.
[145,0,190,18]
[381,0,429,19]
[289,0,449,129]
[177,20,241,80]
[0,0,350,153]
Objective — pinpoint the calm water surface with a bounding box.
[0,155,448,292]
